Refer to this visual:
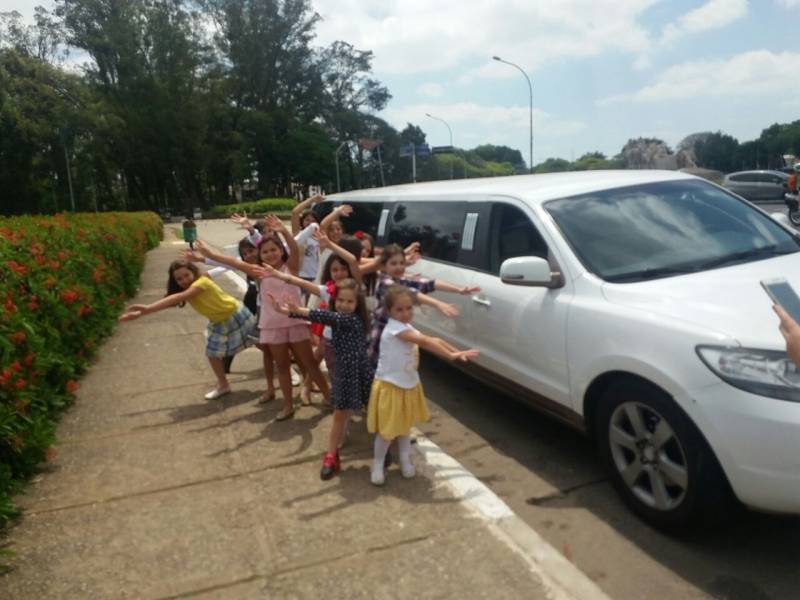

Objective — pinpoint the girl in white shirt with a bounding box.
[367,285,479,486]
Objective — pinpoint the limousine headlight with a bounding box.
[697,345,800,402]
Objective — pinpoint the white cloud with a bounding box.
[312,0,658,76]
[599,49,798,105]
[633,54,653,71]
[661,0,748,43]
[776,0,800,6]
[416,82,445,98]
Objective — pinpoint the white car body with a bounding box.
[332,170,800,515]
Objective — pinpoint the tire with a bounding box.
[595,379,734,530]
[789,210,800,226]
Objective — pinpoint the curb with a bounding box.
[413,428,612,600]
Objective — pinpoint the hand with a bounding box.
[336,204,353,217]
[179,249,205,263]
[406,251,422,267]
[266,293,288,314]
[285,299,301,314]
[193,239,212,257]
[775,305,800,367]
[126,303,149,312]
[118,310,143,322]
[438,302,459,318]
[459,286,481,295]
[309,193,324,205]
[265,214,287,233]
[312,228,331,249]
[404,241,420,255]
[452,348,480,362]
[230,212,252,230]
[250,265,276,280]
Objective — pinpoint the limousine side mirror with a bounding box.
[500,256,563,288]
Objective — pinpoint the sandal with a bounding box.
[258,391,275,404]
[275,409,295,422]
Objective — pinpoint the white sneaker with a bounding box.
[370,467,385,486]
[400,460,416,479]
[204,387,231,400]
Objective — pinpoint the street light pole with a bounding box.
[492,56,533,174]
[425,112,454,180]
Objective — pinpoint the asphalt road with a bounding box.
[188,218,800,600]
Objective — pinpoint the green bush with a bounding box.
[206,198,297,218]
[0,212,161,528]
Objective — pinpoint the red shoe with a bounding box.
[320,452,340,480]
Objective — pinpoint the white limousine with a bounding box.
[325,170,800,529]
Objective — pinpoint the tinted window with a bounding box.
[316,201,384,239]
[728,174,745,182]
[545,180,799,282]
[388,202,466,262]
[489,204,549,274]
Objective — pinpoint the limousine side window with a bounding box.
[488,204,550,275]
[388,202,466,262]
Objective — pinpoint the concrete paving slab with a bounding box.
[3,479,271,600]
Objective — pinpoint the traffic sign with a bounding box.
[432,145,454,154]
[399,144,413,157]
[415,144,431,156]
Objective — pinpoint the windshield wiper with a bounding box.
[606,265,699,283]
[693,246,797,270]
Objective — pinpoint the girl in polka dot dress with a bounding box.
[269,278,372,481]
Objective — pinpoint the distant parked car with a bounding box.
[722,170,788,202]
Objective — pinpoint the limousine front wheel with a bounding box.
[596,380,732,529]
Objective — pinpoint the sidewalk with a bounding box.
[1,234,604,599]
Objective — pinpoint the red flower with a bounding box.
[9,331,26,345]
[49,260,61,270]
[6,260,27,276]
[9,361,21,373]
[0,368,11,387]
[30,243,43,255]
[15,378,25,389]
[4,297,15,313]
[65,380,79,394]
[23,353,33,367]
[61,289,79,304]
[35,255,45,265]
[58,251,66,261]
[354,230,365,239]
[77,305,92,316]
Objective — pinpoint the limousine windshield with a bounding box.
[544,180,800,283]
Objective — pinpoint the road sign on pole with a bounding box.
[431,145,454,154]
[399,144,413,157]
[415,144,431,156]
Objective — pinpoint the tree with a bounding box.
[534,158,571,173]
[693,132,740,173]
[472,144,524,169]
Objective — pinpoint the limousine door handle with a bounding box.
[472,296,491,308]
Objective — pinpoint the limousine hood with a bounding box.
[601,253,800,349]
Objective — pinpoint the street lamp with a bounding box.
[425,112,454,180]
[492,55,533,174]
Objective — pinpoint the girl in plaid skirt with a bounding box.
[118,259,258,400]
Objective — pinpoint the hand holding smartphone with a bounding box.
[761,278,800,323]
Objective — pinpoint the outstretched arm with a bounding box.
[261,264,323,297]
[416,292,459,318]
[193,240,264,280]
[291,194,324,235]
[320,204,352,235]
[396,329,479,362]
[433,280,481,295]
[119,286,203,321]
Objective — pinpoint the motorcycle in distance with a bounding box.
[784,191,800,226]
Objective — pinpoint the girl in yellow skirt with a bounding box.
[367,286,479,486]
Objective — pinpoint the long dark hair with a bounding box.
[257,233,289,265]
[166,260,200,307]
[320,235,363,283]
[321,253,352,283]
[378,243,405,266]
[333,278,370,331]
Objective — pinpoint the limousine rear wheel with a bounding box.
[596,379,732,530]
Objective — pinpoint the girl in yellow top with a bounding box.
[119,260,260,400]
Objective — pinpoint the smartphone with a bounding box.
[761,278,800,323]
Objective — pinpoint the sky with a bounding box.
[6,0,800,167]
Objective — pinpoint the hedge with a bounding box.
[0,212,162,528]
[205,198,297,218]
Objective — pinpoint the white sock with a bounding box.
[373,435,391,472]
[397,435,412,464]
